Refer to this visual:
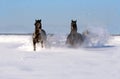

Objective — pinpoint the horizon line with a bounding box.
[0,33,119,36]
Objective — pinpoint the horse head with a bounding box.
[71,20,77,33]
[34,19,42,30]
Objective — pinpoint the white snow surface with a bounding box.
[0,35,120,79]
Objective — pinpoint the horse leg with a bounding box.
[33,40,36,51]
[41,41,44,48]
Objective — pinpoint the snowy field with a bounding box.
[0,34,120,79]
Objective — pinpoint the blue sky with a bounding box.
[0,0,120,34]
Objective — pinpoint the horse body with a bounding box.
[66,20,83,47]
[66,32,83,47]
[32,19,47,51]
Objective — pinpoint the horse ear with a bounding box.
[35,19,37,22]
[39,19,41,22]
[71,20,73,22]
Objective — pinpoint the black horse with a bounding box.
[32,19,47,51]
[66,20,83,47]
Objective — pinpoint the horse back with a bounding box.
[77,33,84,42]
[41,29,47,41]
[41,29,46,36]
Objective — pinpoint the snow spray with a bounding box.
[82,26,110,47]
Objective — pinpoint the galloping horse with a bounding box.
[66,20,83,47]
[32,19,47,51]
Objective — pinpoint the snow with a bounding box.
[0,35,120,79]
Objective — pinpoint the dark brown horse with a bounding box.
[32,19,47,51]
[66,20,83,47]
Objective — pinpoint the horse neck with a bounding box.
[34,27,40,34]
[71,30,77,34]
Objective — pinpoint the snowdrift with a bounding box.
[0,34,120,79]
[0,33,119,51]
